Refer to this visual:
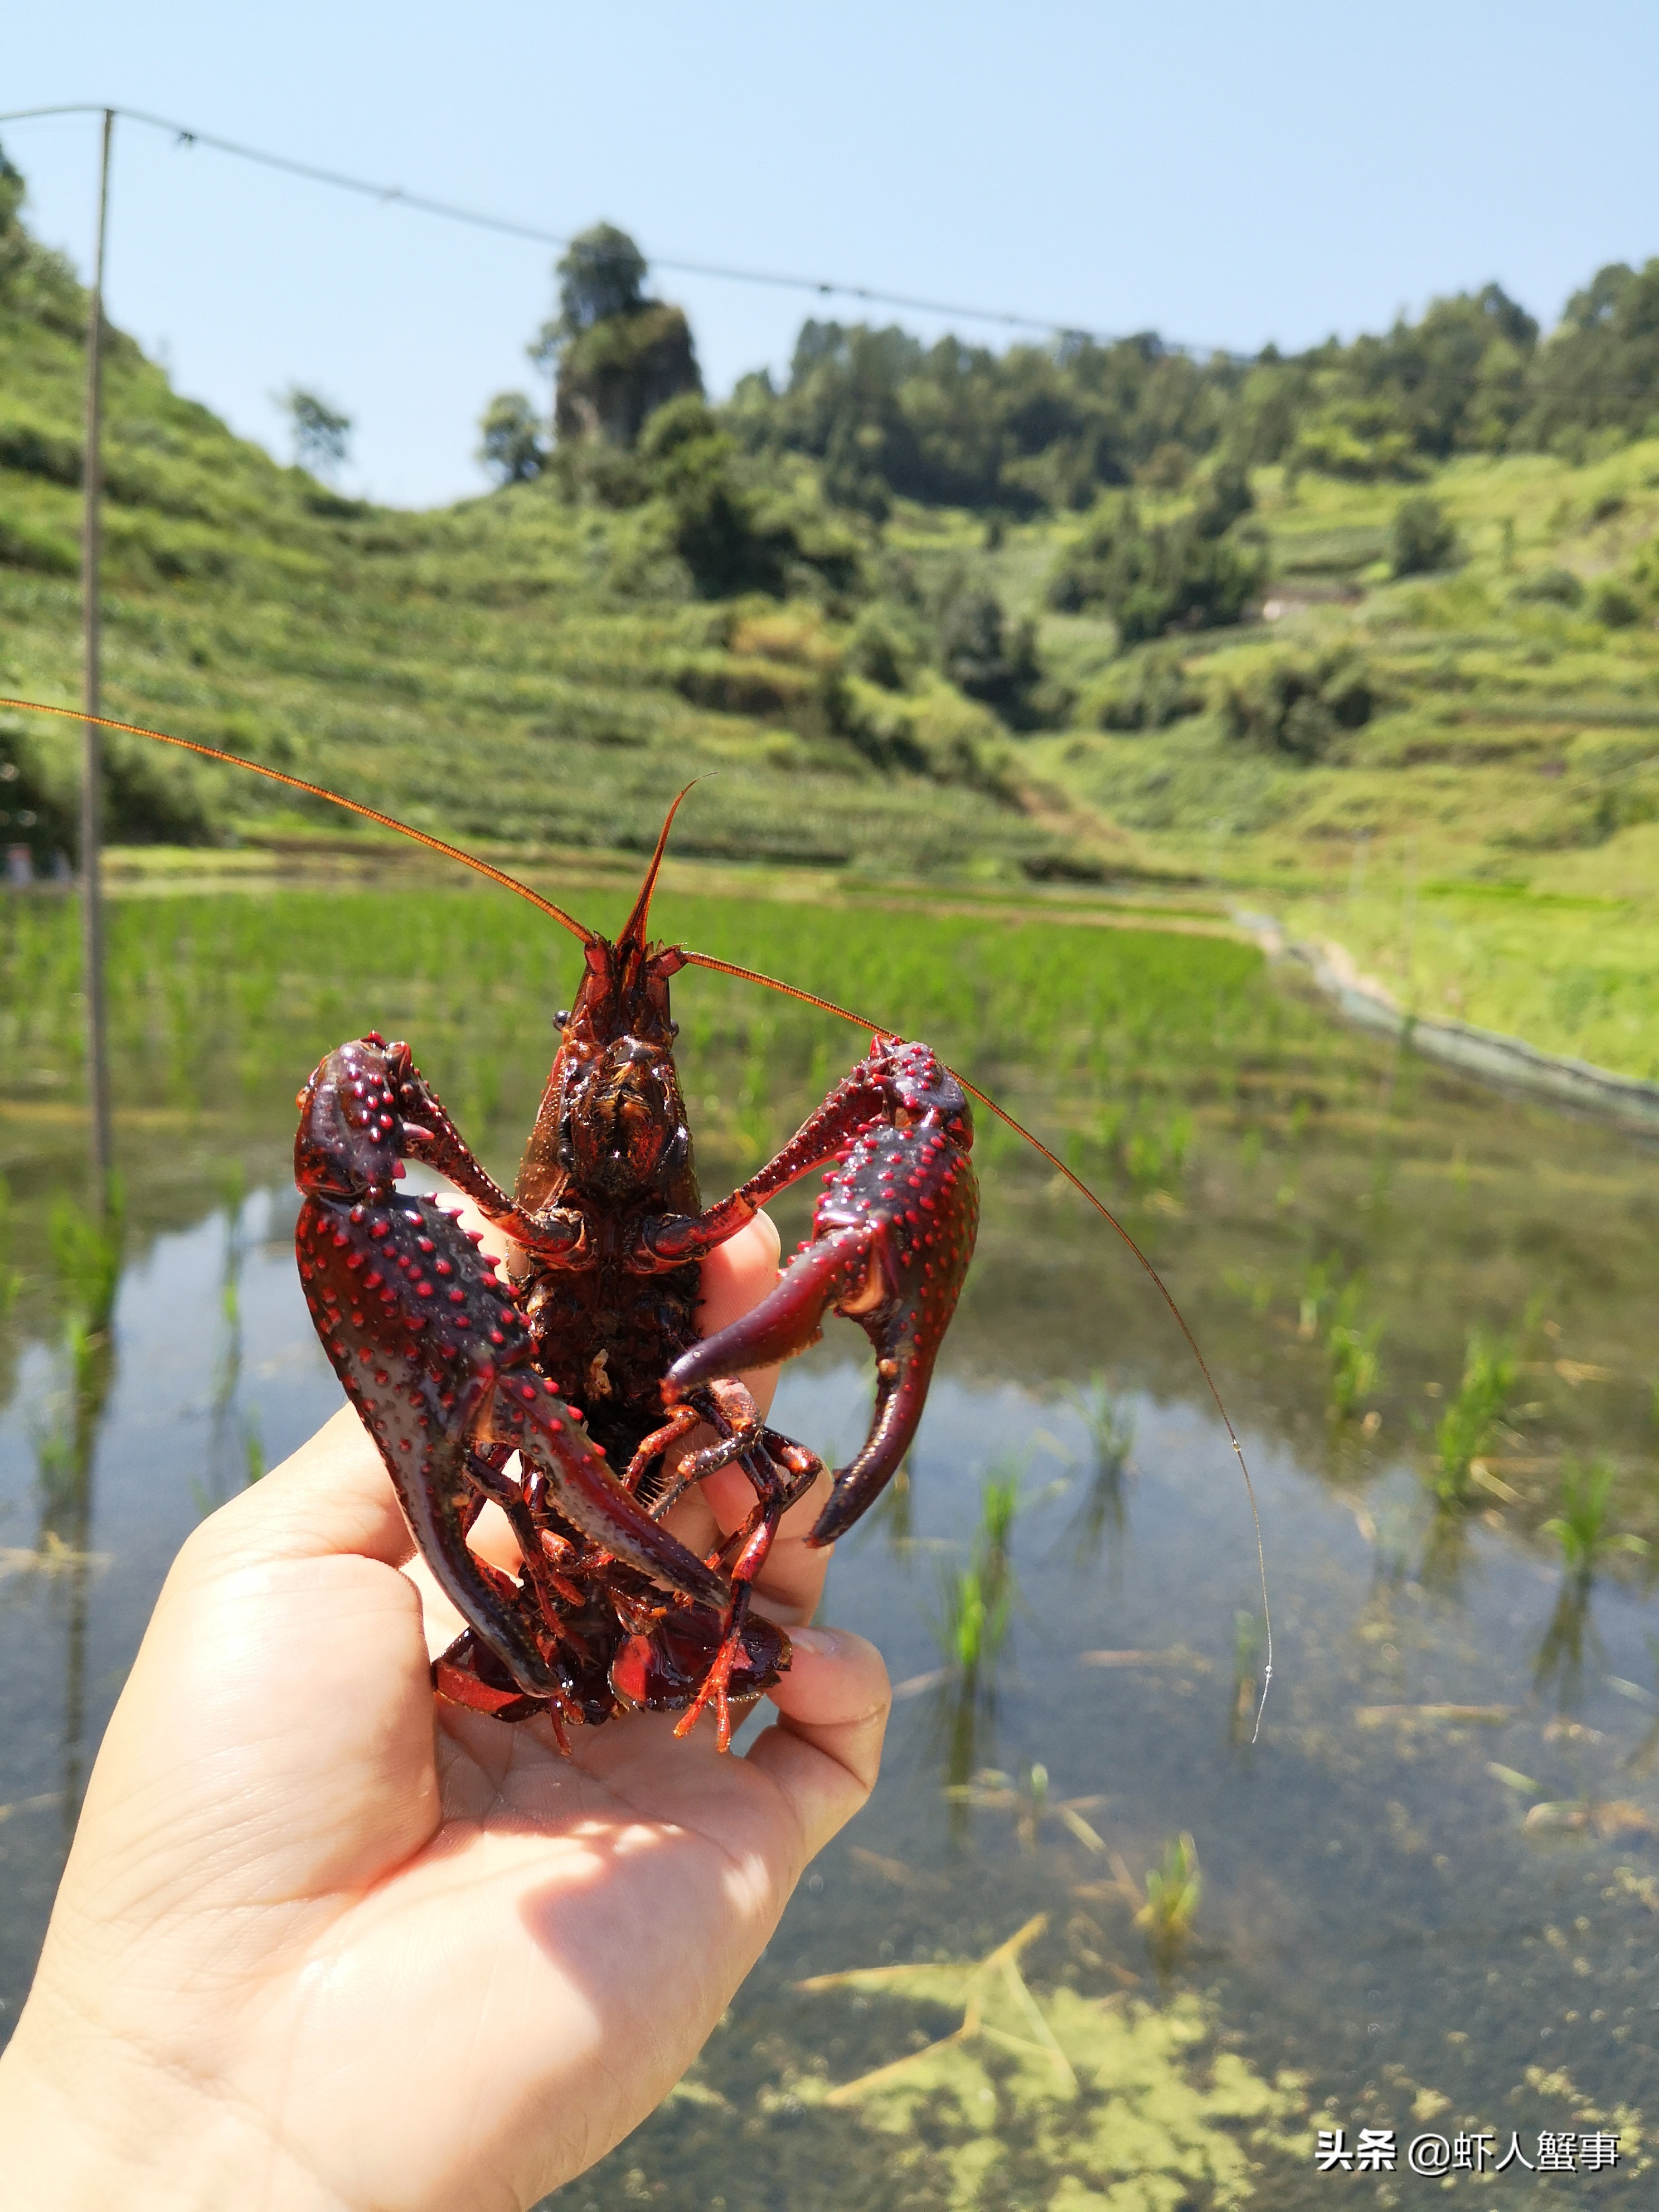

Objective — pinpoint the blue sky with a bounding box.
[6,1,1657,507]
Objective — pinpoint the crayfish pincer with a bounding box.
[292,802,979,1750]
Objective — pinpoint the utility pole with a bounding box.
[80,108,114,1208]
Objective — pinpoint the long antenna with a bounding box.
[80,108,114,1212]
[683,949,1273,1736]
[0,698,595,941]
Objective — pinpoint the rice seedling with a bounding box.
[1540,1458,1648,1586]
[944,1762,1108,1853]
[48,1186,124,1342]
[1326,1280,1382,1422]
[1136,1832,1203,1968]
[1298,1255,1338,1339]
[1059,1372,1134,1564]
[932,1462,1025,1798]
[1432,1325,1520,1503]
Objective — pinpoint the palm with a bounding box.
[6,1219,887,2212]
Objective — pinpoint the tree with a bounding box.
[639,394,785,596]
[1221,646,1381,761]
[937,583,1045,725]
[280,387,352,479]
[545,224,648,351]
[1046,491,1268,643]
[477,392,545,484]
[0,138,28,288]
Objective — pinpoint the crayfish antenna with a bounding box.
[0,694,596,943]
[617,781,702,953]
[679,946,1274,1738]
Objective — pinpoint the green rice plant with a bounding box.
[48,1186,125,1338]
[932,1461,1022,1684]
[1298,1254,1338,1338]
[1432,1325,1519,1502]
[1326,1280,1382,1422]
[1060,1373,1134,1564]
[1120,1107,1193,1191]
[1062,1373,1134,1483]
[1540,1458,1648,1585]
[1136,1832,1202,1966]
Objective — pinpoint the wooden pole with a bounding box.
[80,109,114,1208]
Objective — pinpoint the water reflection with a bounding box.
[34,1194,124,1843]
[202,1176,265,1510]
[1532,1575,1599,1710]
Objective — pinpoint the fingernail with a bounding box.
[788,1626,838,1657]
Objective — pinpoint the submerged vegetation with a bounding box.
[1135,1832,1204,1971]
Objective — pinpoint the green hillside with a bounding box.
[2,152,1658,1076]
[1016,448,1659,1078]
[0,186,1056,881]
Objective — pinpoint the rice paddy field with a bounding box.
[2,875,1658,2208]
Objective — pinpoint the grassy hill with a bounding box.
[2,171,1657,1078]
[0,220,1057,881]
[1012,448,1659,1079]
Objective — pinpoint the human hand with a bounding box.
[0,1210,889,2212]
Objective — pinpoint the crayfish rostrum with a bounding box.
[2,693,1270,1748]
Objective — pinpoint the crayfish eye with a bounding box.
[554,1010,570,1029]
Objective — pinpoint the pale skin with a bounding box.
[0,1209,890,2212]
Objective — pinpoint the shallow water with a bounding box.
[2,889,1657,2206]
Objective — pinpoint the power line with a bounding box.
[0,101,1654,404]
[0,100,1143,350]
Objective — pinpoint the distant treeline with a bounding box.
[722,264,1659,516]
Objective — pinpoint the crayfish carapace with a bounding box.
[2,695,1272,1749]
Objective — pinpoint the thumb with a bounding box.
[743,1626,890,1867]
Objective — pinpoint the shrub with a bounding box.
[937,584,1048,725]
[1046,487,1268,643]
[0,722,75,864]
[1513,565,1585,607]
[1390,494,1458,576]
[1291,396,1422,482]
[1137,441,1192,490]
[846,603,922,690]
[477,392,546,485]
[639,396,792,598]
[1220,646,1381,761]
[1592,578,1641,627]
[1089,648,1204,732]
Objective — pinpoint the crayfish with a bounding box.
[3,695,1272,1749]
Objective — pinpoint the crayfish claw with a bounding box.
[664,1040,978,1548]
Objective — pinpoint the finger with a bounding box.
[695,1209,783,1418]
[745,1627,890,1861]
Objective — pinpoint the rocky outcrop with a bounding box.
[555,304,701,449]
